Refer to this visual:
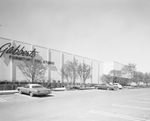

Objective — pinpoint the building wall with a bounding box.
[103,62,114,75]
[0,37,104,84]
[103,61,125,75]
[113,61,125,71]
[0,38,11,81]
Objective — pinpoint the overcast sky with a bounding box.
[0,0,150,73]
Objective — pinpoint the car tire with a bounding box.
[19,90,22,94]
[29,92,34,97]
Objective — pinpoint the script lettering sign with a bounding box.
[0,43,37,58]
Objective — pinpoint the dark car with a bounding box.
[97,83,118,90]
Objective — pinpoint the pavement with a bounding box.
[1,88,150,121]
[0,90,18,95]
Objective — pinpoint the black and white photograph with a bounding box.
[0,0,150,121]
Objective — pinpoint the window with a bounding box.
[24,85,29,88]
[32,85,43,88]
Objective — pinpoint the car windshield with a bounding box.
[32,85,43,88]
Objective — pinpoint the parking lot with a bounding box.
[0,88,150,121]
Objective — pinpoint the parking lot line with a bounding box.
[128,100,150,104]
[113,104,150,111]
[0,98,7,102]
[89,110,150,121]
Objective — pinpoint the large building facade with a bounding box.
[0,37,127,84]
[0,37,105,84]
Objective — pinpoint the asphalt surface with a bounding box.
[0,88,150,121]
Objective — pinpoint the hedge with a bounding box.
[0,80,80,90]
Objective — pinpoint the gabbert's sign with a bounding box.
[0,43,36,58]
[0,43,54,65]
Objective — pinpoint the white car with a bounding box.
[113,83,123,89]
[17,84,52,97]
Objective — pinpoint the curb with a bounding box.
[0,90,18,95]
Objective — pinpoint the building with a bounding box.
[0,37,129,85]
[0,37,104,84]
[103,61,125,75]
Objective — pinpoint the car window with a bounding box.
[32,85,43,88]
[24,85,29,88]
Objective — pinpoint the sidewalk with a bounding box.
[0,90,18,95]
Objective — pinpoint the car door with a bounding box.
[23,85,30,94]
[105,84,109,89]
[102,84,107,89]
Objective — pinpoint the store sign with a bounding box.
[0,42,54,65]
[0,43,36,58]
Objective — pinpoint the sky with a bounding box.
[0,0,150,73]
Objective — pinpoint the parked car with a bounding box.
[113,83,123,89]
[97,83,118,90]
[17,84,52,97]
[52,87,66,91]
[79,85,95,90]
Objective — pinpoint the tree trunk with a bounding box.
[32,73,35,83]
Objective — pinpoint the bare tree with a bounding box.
[71,59,79,85]
[61,60,78,85]
[61,60,91,86]
[61,61,73,85]
[121,63,137,79]
[17,59,48,83]
[77,63,91,85]
[144,73,150,86]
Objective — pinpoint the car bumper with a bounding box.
[34,91,51,95]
